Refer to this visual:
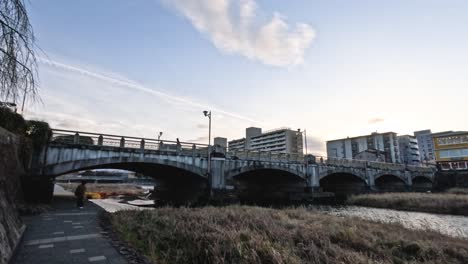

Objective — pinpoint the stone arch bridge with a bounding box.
[35,129,436,202]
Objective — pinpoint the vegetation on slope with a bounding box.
[109,206,468,264]
[347,192,468,216]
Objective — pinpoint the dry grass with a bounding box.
[347,192,468,215]
[447,188,468,195]
[58,183,146,196]
[109,206,468,264]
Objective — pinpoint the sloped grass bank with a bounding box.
[347,192,468,216]
[109,206,468,264]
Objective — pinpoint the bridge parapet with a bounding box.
[50,129,210,157]
[367,162,406,171]
[326,158,367,168]
[406,165,436,173]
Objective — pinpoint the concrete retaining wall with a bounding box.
[0,127,26,264]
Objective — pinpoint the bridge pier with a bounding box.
[366,168,377,191]
[306,165,320,190]
[210,158,226,190]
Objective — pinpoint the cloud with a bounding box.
[196,123,208,129]
[166,0,315,66]
[37,57,260,124]
[187,136,209,143]
[368,118,385,124]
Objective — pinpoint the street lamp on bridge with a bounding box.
[203,110,212,178]
[157,131,163,141]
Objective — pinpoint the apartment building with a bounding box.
[326,132,401,163]
[228,127,303,154]
[414,129,435,162]
[398,135,421,165]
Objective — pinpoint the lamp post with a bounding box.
[203,110,212,177]
[157,131,163,141]
[303,129,308,155]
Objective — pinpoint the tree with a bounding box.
[0,0,37,110]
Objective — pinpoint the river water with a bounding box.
[311,205,468,239]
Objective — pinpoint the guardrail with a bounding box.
[49,129,210,157]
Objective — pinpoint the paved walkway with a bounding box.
[12,195,127,264]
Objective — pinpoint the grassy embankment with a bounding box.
[108,206,468,264]
[347,192,468,216]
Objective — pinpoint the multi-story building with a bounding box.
[414,129,435,162]
[398,135,421,165]
[228,127,303,154]
[327,132,401,163]
[433,131,468,171]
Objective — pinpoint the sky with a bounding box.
[23,0,468,155]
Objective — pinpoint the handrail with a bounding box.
[51,129,209,146]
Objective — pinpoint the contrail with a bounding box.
[37,57,261,124]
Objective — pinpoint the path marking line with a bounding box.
[25,233,101,245]
[89,256,107,262]
[70,248,86,254]
[51,212,96,216]
[38,244,54,249]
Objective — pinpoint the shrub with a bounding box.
[0,106,26,135]
[25,120,51,151]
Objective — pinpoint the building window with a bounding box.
[331,148,338,157]
[439,148,468,159]
[437,135,468,145]
[458,162,467,170]
[441,163,451,170]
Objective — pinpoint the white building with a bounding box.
[327,132,401,163]
[228,127,303,154]
[398,135,421,165]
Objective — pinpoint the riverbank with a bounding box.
[347,192,468,216]
[57,182,148,197]
[107,206,468,264]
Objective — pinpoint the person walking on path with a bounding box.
[74,181,87,208]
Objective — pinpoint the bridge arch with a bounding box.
[225,162,305,180]
[46,156,210,205]
[45,156,207,178]
[374,174,407,192]
[319,172,368,197]
[318,167,367,182]
[227,165,306,204]
[374,172,406,183]
[411,176,434,192]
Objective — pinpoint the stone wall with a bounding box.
[0,127,26,264]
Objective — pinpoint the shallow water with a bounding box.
[312,205,468,238]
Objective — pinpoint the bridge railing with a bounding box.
[315,155,436,171]
[49,129,210,157]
